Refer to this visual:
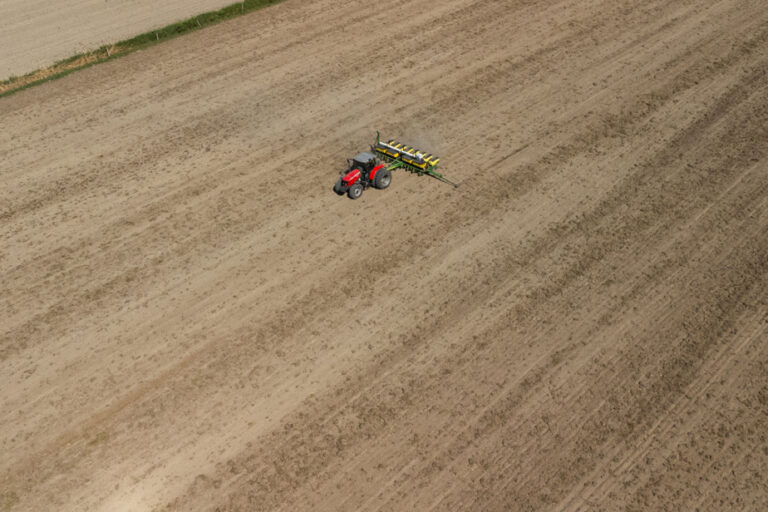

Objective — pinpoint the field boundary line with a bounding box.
[0,0,283,98]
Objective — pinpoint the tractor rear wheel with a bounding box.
[374,169,392,189]
[348,183,364,199]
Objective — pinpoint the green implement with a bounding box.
[372,131,459,188]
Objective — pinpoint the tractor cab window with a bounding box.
[354,158,372,172]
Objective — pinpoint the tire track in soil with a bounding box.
[187,52,768,511]
[2,0,768,510]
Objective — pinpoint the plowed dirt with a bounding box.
[1,0,767,510]
[0,0,239,79]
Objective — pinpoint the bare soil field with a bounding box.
[1,0,767,510]
[0,0,240,79]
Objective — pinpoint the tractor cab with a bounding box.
[349,152,377,175]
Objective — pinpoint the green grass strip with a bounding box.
[0,0,282,99]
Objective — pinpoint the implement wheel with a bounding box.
[348,183,363,200]
[374,169,392,189]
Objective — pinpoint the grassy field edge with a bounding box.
[0,0,282,99]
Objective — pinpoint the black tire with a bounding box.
[333,177,345,195]
[374,169,392,189]
[348,183,364,199]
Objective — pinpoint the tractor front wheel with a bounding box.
[374,169,392,189]
[333,178,346,195]
[348,183,364,199]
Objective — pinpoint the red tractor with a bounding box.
[333,152,392,199]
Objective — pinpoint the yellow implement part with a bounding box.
[375,137,438,169]
[374,146,399,159]
[403,158,428,169]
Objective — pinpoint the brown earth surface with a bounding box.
[2,0,768,510]
[0,0,240,79]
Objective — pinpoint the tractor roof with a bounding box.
[353,151,375,163]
